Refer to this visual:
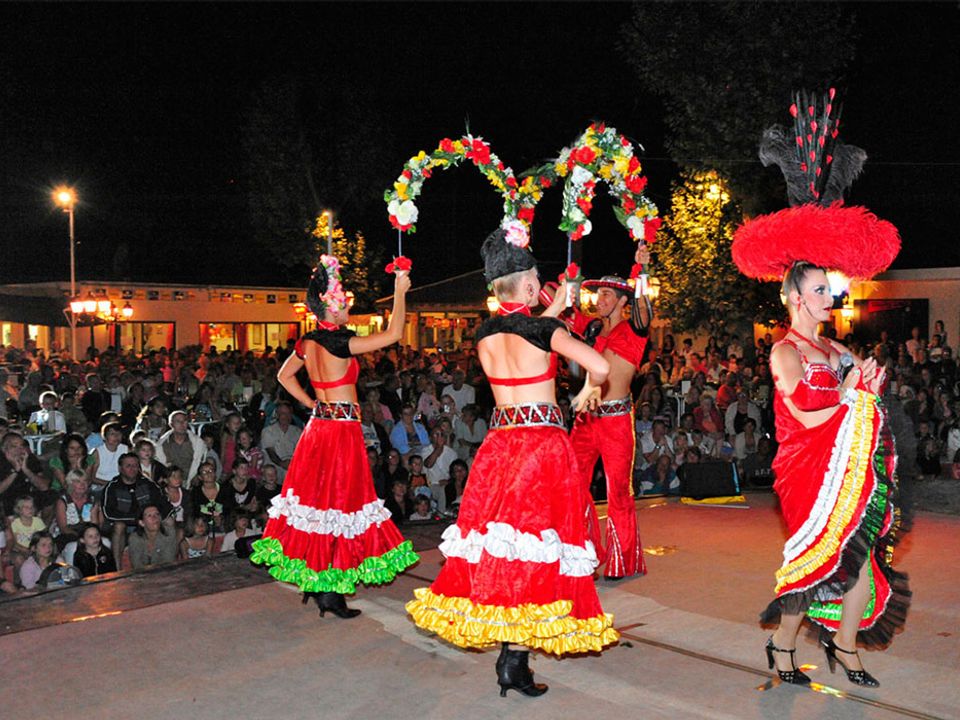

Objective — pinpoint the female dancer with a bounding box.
[762,261,909,687]
[252,255,418,618]
[407,223,618,697]
[732,88,909,688]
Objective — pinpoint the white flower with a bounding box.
[627,214,645,240]
[580,219,593,237]
[389,199,419,226]
[570,207,585,223]
[571,165,593,186]
[501,219,530,248]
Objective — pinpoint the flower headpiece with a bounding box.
[482,222,537,284]
[732,88,900,283]
[306,254,348,319]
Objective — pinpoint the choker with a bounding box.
[788,327,833,357]
[497,302,531,317]
[316,320,340,331]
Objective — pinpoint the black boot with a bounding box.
[303,591,361,619]
[497,646,548,697]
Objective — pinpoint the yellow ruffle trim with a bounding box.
[405,587,619,656]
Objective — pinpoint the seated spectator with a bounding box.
[260,401,302,483]
[384,480,412,526]
[640,419,674,471]
[235,426,265,481]
[154,411,205,487]
[743,436,776,486]
[449,459,469,507]
[180,516,214,559]
[199,425,223,481]
[694,394,724,437]
[53,469,101,549]
[217,458,258,520]
[454,404,487,463]
[72,523,117,578]
[382,448,409,489]
[408,495,433,521]
[220,509,260,555]
[733,417,760,465]
[407,455,427,491]
[255,464,280,526]
[102,452,172,569]
[58,391,90,436]
[725,390,763,436]
[134,396,169,442]
[18,530,58,590]
[191,462,224,532]
[917,436,942,477]
[80,373,111,426]
[417,380,442,425]
[442,369,476,415]
[27,391,67,434]
[90,421,129,498]
[0,432,54,521]
[162,467,192,534]
[635,402,654,437]
[422,427,458,514]
[219,412,244,479]
[638,454,679,496]
[128,504,178,570]
[360,403,389,455]
[5,495,46,579]
[715,372,739,414]
[389,405,429,464]
[135,438,169,485]
[50,433,95,492]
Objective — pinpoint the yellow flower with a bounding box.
[431,158,449,168]
[411,150,428,165]
[556,162,569,177]
[394,182,409,200]
[453,140,465,153]
[613,155,630,176]
[598,164,613,180]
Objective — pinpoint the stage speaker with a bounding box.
[679,461,741,499]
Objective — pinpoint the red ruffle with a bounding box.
[732,204,900,281]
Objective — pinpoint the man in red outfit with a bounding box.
[545,247,653,579]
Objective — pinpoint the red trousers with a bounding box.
[571,411,646,578]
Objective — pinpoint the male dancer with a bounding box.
[545,246,652,579]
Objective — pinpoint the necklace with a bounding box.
[316,320,339,331]
[497,302,531,317]
[788,327,833,357]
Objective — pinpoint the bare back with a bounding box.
[478,333,556,406]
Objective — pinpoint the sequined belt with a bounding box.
[312,401,361,422]
[579,396,633,418]
[490,402,565,430]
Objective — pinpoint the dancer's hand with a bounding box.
[394,272,411,295]
[545,280,566,314]
[572,381,602,413]
[635,244,651,266]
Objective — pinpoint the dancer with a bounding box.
[407,222,618,697]
[732,89,909,687]
[544,245,653,579]
[251,255,418,618]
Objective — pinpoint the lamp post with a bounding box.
[323,210,334,255]
[54,187,78,356]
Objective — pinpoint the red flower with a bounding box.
[563,262,581,280]
[505,176,518,188]
[401,169,412,180]
[625,175,647,194]
[789,103,798,118]
[517,205,536,224]
[628,156,641,174]
[439,138,456,153]
[466,139,491,166]
[573,146,597,165]
[644,217,662,243]
[422,168,433,178]
[622,197,636,214]
[389,216,411,232]
[576,197,592,213]
[540,176,552,189]
[629,262,644,279]
[621,136,630,147]
[496,161,505,171]
[570,225,585,241]
[385,256,413,274]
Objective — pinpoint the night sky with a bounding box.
[2,2,958,290]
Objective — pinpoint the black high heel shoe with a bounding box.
[496,644,548,697]
[822,637,879,687]
[302,591,361,619]
[765,636,812,685]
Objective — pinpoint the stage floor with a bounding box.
[2,494,957,720]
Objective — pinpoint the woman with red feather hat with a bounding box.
[733,89,909,688]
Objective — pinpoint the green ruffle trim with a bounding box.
[249,536,419,595]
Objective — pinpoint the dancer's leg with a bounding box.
[832,560,873,670]
[598,414,641,577]
[771,612,805,674]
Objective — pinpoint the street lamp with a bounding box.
[323,210,333,255]
[53,186,78,356]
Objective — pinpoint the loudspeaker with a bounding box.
[679,461,740,499]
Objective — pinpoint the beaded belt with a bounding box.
[490,402,565,430]
[579,396,633,418]
[312,401,361,422]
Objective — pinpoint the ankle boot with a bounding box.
[304,591,361,619]
[497,647,548,697]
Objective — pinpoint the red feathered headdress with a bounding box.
[732,88,900,281]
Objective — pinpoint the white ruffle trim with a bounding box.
[268,490,392,538]
[439,522,598,577]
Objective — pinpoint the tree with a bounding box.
[655,170,782,333]
[621,2,858,330]
[310,213,385,312]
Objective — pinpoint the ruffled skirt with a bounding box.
[251,417,418,594]
[406,424,618,655]
[763,390,910,646]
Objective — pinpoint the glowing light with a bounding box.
[485,295,499,314]
[96,299,112,314]
[646,277,661,300]
[346,291,356,309]
[53,186,77,208]
[69,298,84,314]
[293,302,307,315]
[826,270,849,297]
[82,295,97,313]
[121,302,134,319]
[71,610,123,623]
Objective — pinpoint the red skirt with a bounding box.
[251,412,418,594]
[406,420,618,655]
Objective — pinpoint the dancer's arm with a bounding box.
[551,330,609,412]
[349,273,411,355]
[277,354,314,410]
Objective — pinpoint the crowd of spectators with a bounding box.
[0,318,945,594]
